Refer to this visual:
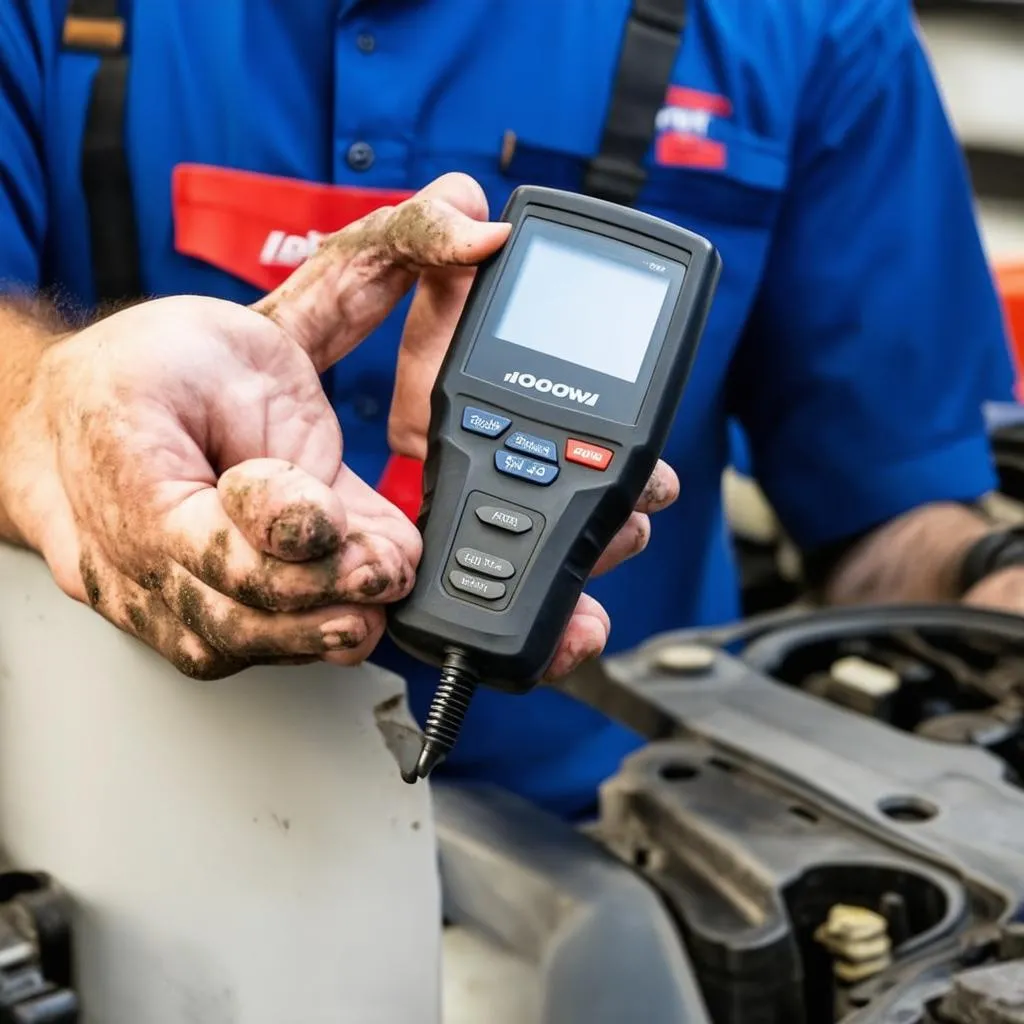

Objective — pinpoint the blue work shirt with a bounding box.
[2,0,1015,815]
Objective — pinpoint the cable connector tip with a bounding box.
[401,740,448,784]
[402,647,477,785]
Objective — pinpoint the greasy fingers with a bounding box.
[218,459,347,562]
[251,173,510,375]
[164,486,417,612]
[155,561,379,661]
[78,536,389,677]
[636,460,679,513]
[78,545,246,680]
[591,512,651,578]
[544,593,611,682]
[588,461,678,577]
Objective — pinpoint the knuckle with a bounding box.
[179,651,238,681]
[166,629,242,680]
[231,571,290,612]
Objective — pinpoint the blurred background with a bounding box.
[917,0,1024,259]
[722,0,1024,617]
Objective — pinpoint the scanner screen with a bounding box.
[494,226,675,383]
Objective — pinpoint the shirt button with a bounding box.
[346,141,375,171]
[356,32,376,53]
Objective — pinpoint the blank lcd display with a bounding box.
[493,232,673,383]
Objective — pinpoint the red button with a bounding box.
[565,439,614,471]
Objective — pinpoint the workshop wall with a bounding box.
[917,3,1024,258]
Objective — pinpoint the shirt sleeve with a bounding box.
[727,0,1017,551]
[0,0,57,289]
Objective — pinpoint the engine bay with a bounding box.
[440,605,1024,1024]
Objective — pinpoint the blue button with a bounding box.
[494,450,560,486]
[462,407,512,438]
[505,431,558,463]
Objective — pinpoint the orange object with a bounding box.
[996,263,1024,401]
[565,438,615,471]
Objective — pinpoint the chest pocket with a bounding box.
[487,0,788,306]
[502,126,787,231]
[491,5,790,490]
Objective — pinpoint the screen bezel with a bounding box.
[462,210,688,426]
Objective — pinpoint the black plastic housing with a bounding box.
[386,185,721,693]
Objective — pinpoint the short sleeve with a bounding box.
[0,0,58,289]
[727,1,1016,550]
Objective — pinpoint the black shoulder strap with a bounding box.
[583,0,688,206]
[63,0,142,305]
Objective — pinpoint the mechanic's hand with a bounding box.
[16,174,508,678]
[388,237,680,682]
[15,171,677,682]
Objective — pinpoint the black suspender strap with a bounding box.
[63,0,142,304]
[583,0,688,206]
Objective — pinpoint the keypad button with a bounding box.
[462,406,512,438]
[475,506,533,533]
[456,547,515,579]
[494,450,560,486]
[565,438,615,471]
[449,570,506,601]
[504,431,558,463]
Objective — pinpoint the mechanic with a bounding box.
[1,0,1022,819]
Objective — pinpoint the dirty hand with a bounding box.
[13,173,676,680]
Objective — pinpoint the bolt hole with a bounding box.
[633,848,651,869]
[708,756,737,773]
[659,762,699,782]
[789,805,819,824]
[878,795,939,823]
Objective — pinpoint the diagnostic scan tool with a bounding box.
[387,186,721,780]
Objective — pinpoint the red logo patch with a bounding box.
[172,164,415,291]
[171,164,425,514]
[654,86,732,170]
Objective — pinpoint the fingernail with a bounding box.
[321,616,367,650]
[346,564,392,599]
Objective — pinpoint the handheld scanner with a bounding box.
[387,186,721,779]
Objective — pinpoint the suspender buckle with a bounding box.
[62,15,126,54]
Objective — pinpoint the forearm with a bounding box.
[0,298,68,546]
[823,502,992,606]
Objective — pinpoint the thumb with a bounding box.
[251,173,510,375]
[218,458,349,563]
